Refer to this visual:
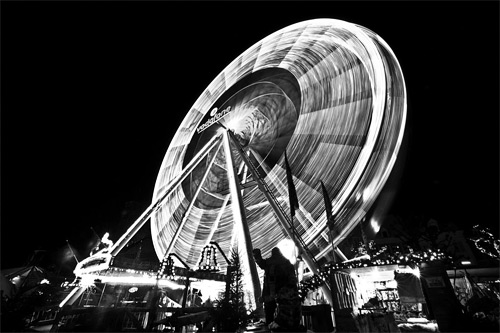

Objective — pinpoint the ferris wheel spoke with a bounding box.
[162,139,223,258]
[248,147,272,174]
[296,205,331,244]
[295,103,372,138]
[294,133,367,147]
[195,194,231,268]
[265,165,311,234]
[250,135,293,162]
[249,147,325,244]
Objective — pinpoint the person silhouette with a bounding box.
[253,247,298,327]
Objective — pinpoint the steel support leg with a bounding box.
[222,131,264,318]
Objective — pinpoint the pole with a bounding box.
[146,256,163,331]
[97,283,107,307]
[90,227,101,240]
[66,240,79,263]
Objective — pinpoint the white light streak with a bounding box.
[81,272,184,289]
[150,19,406,268]
[410,268,421,278]
[59,286,84,308]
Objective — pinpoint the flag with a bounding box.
[88,226,101,253]
[66,240,79,263]
[320,180,334,229]
[284,151,299,217]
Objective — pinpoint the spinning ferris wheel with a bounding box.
[74,18,406,307]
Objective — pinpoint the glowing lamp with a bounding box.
[198,245,220,272]
[277,238,298,265]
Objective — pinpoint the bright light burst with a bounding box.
[277,238,298,265]
[370,218,381,234]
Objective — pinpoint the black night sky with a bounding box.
[1,1,498,271]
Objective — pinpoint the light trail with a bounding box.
[150,18,406,274]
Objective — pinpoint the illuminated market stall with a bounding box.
[295,243,472,332]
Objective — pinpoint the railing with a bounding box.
[29,306,60,325]
[29,302,333,332]
[28,306,214,332]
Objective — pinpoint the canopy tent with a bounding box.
[2,265,48,297]
[0,272,15,299]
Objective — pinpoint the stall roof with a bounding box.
[343,264,405,281]
[447,267,500,282]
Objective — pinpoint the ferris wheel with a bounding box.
[146,18,406,271]
[81,19,406,297]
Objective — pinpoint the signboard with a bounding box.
[424,276,446,288]
[197,106,232,133]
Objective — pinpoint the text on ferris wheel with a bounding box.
[197,106,232,133]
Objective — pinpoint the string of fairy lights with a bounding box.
[70,243,453,303]
[298,247,450,298]
[95,243,449,303]
[197,244,221,271]
[469,225,500,260]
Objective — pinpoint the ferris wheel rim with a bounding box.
[151,18,406,269]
